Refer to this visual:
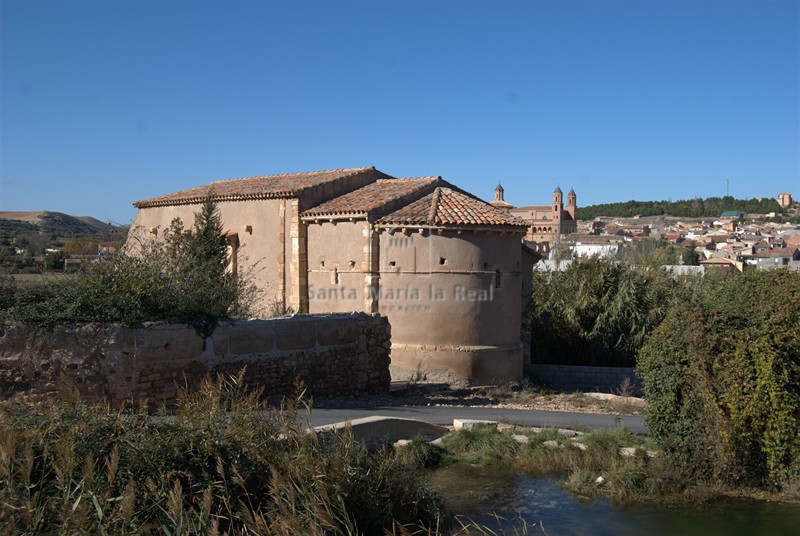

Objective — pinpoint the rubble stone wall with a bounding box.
[0,313,391,407]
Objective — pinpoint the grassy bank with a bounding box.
[408,423,800,508]
[0,375,449,535]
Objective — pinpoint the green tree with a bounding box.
[530,256,679,366]
[579,196,785,220]
[168,198,243,333]
[680,247,700,266]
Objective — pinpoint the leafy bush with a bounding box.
[0,200,259,329]
[530,256,680,366]
[637,270,800,489]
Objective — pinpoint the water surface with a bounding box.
[430,464,800,535]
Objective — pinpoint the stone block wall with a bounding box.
[0,313,391,407]
[527,364,642,394]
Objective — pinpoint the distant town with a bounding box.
[489,186,800,273]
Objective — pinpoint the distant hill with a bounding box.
[578,196,784,220]
[0,211,118,238]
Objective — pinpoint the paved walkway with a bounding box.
[303,405,647,435]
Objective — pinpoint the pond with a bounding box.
[429,464,800,535]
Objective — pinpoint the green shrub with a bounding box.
[441,425,519,465]
[395,435,446,469]
[637,270,800,488]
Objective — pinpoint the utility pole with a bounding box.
[726,179,729,197]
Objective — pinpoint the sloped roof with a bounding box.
[376,186,528,228]
[302,177,440,218]
[133,167,379,208]
[756,247,800,259]
[721,210,745,218]
[512,205,552,212]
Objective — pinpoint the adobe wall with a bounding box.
[307,220,370,313]
[377,230,525,384]
[0,313,391,407]
[129,198,288,315]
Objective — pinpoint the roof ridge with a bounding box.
[376,176,440,183]
[428,187,443,223]
[133,166,383,209]
[212,166,375,184]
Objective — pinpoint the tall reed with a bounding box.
[0,372,448,535]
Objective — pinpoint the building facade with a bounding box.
[490,184,578,254]
[130,167,531,384]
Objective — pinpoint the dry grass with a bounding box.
[0,372,450,535]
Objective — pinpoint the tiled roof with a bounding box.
[133,167,378,208]
[756,247,800,259]
[512,205,552,212]
[376,186,528,228]
[302,177,441,218]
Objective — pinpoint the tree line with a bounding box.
[578,195,784,220]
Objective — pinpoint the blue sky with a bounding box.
[1,0,798,224]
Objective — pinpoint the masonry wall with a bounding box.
[0,313,391,407]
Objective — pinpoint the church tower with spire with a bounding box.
[567,188,576,220]
[490,182,513,210]
[552,186,563,224]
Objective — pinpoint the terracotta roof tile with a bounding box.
[133,167,378,208]
[302,177,441,218]
[512,205,552,212]
[376,186,529,228]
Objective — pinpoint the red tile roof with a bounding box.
[302,177,441,218]
[512,205,552,212]
[376,186,528,228]
[133,167,379,208]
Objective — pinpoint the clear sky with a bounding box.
[1,0,798,224]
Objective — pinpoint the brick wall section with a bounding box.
[527,364,642,394]
[0,313,391,407]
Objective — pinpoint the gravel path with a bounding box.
[312,382,647,417]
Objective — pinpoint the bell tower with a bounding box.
[567,188,576,220]
[553,186,563,223]
[494,183,505,204]
[490,182,513,210]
